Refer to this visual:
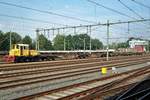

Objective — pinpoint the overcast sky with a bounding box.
[0,0,150,44]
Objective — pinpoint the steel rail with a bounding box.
[17,64,150,100]
[0,57,149,78]
[0,59,149,90]
[0,54,147,68]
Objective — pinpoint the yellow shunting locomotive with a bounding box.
[4,44,56,62]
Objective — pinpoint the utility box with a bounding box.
[101,67,107,74]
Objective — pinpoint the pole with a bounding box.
[148,40,149,52]
[106,20,110,61]
[9,31,11,50]
[36,29,39,51]
[64,37,66,51]
[89,26,92,54]
[74,27,76,50]
[84,38,86,53]
[52,29,54,45]
[52,29,55,36]
[63,28,66,51]
[58,29,60,34]
[128,22,130,34]
[67,40,69,50]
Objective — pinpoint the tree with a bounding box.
[109,42,117,49]
[91,39,103,50]
[0,30,4,40]
[71,34,90,50]
[117,42,128,48]
[30,40,36,49]
[53,34,103,50]
[66,35,73,50]
[22,35,36,49]
[2,32,22,51]
[22,35,32,45]
[53,34,65,50]
[39,34,53,50]
[79,34,90,50]
[0,30,5,51]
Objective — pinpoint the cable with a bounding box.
[131,0,150,31]
[0,36,9,45]
[87,0,137,20]
[118,0,144,19]
[90,0,148,27]
[0,1,96,24]
[0,13,68,26]
[95,0,148,27]
[131,0,150,9]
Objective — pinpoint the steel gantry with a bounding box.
[36,18,150,60]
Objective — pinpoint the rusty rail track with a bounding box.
[0,55,148,69]
[0,57,150,90]
[78,66,150,100]
[0,60,148,90]
[1,56,150,78]
[21,65,150,100]
[0,55,150,100]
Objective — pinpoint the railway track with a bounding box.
[78,66,150,100]
[18,62,150,100]
[0,55,150,100]
[0,54,148,69]
[0,56,150,86]
[0,55,149,75]
[0,59,148,89]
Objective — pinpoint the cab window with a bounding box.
[12,45,15,49]
[16,45,19,49]
[24,46,28,50]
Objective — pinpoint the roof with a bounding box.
[16,44,29,46]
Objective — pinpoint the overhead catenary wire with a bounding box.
[0,36,9,45]
[86,0,137,20]
[131,0,150,9]
[104,36,150,39]
[110,21,149,32]
[118,0,144,19]
[0,13,68,26]
[0,1,96,24]
[41,18,150,31]
[1,22,45,31]
[87,0,149,27]
[131,0,150,27]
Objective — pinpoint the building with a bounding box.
[129,39,148,52]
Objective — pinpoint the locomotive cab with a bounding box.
[9,44,29,56]
[4,44,39,62]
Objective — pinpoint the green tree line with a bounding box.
[53,34,103,50]
[0,30,103,51]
